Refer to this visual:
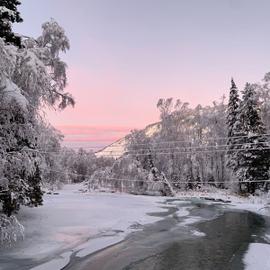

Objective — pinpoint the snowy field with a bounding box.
[1,185,270,270]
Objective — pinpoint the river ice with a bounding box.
[1,184,270,270]
[0,184,168,270]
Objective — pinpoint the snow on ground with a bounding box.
[2,184,168,270]
[180,216,203,226]
[95,122,161,158]
[175,206,190,217]
[30,251,72,270]
[75,234,125,258]
[191,230,206,237]
[244,243,270,270]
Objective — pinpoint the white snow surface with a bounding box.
[95,122,161,158]
[244,243,270,270]
[175,206,190,217]
[191,230,206,237]
[6,184,167,269]
[0,7,16,16]
[30,251,72,270]
[75,234,124,258]
[180,216,203,226]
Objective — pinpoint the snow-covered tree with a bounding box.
[256,72,270,132]
[0,39,42,216]
[0,0,23,47]
[227,79,240,138]
[38,124,65,190]
[71,148,96,183]
[236,83,270,193]
[14,19,74,109]
[88,155,169,195]
[226,79,240,176]
[0,214,24,245]
[0,19,74,218]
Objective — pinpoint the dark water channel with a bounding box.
[64,199,270,270]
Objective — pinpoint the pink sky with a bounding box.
[58,125,131,150]
[15,0,270,148]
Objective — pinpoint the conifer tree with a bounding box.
[237,83,270,193]
[226,79,241,173]
[0,0,23,47]
[227,79,240,137]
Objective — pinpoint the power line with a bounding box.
[81,132,270,148]
[61,133,270,151]
[97,146,270,158]
[89,179,270,184]
[2,165,270,195]
[4,140,270,156]
[2,122,270,148]
[96,141,269,154]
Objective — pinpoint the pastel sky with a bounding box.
[14,0,270,148]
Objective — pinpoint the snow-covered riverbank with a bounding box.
[175,187,270,217]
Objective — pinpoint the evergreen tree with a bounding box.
[227,79,240,138]
[237,83,270,193]
[226,79,241,173]
[0,0,23,47]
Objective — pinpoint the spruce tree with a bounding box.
[226,79,241,173]
[227,79,240,137]
[0,0,23,47]
[237,83,270,193]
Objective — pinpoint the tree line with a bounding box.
[89,78,270,195]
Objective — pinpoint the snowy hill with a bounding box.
[95,122,161,158]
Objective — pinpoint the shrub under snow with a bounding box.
[0,214,24,245]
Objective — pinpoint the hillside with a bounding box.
[95,122,161,158]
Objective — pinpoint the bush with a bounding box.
[0,214,24,246]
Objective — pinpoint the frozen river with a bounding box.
[0,185,270,270]
[63,199,270,270]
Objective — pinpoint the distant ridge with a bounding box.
[95,122,161,158]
